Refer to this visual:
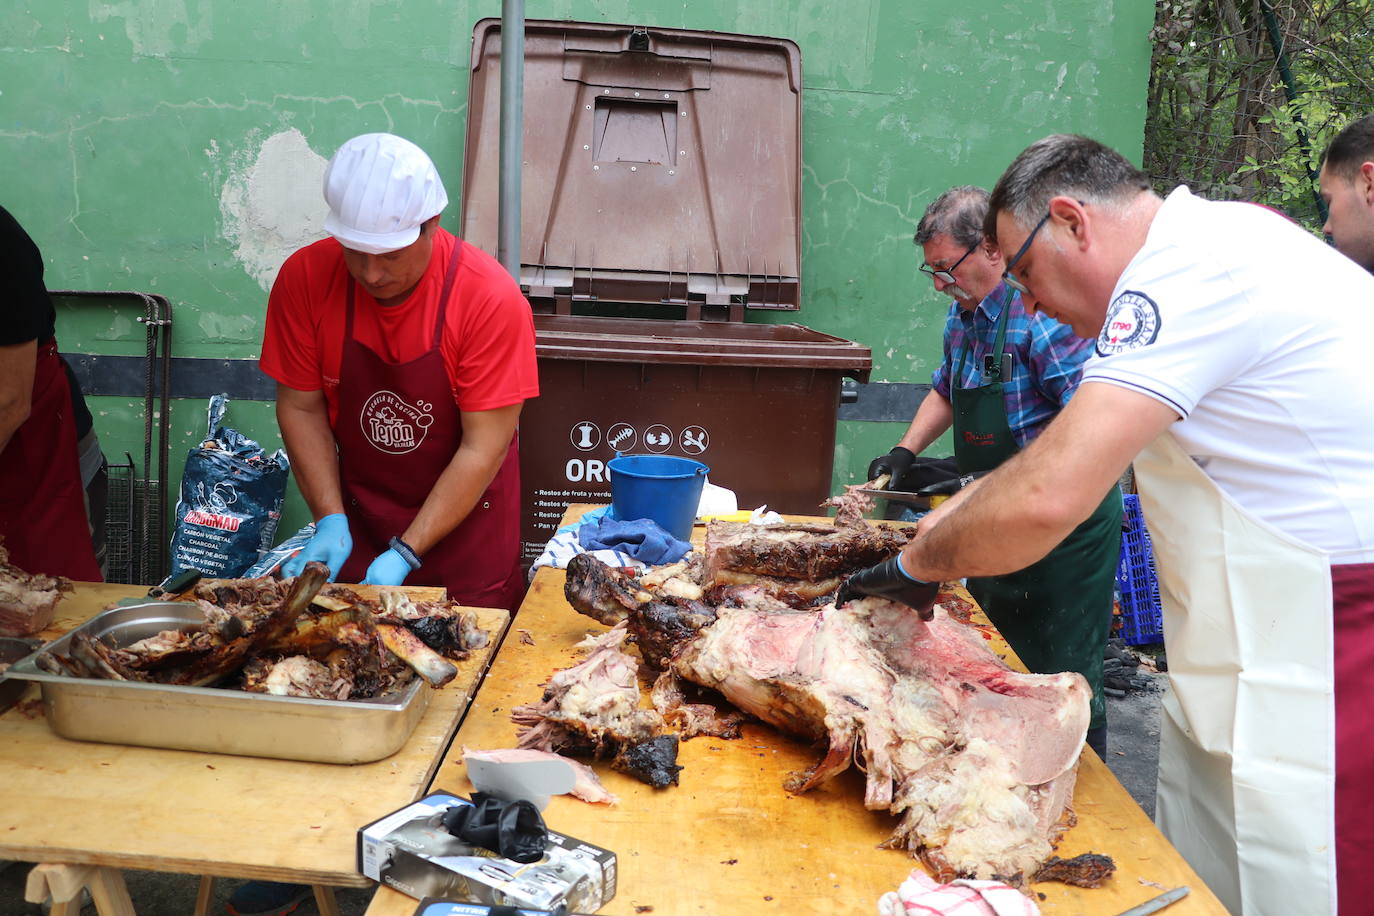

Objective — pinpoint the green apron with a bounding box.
[950,295,1122,731]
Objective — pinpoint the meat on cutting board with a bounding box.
[0,539,72,637]
[565,554,1090,886]
[511,624,683,788]
[701,519,915,601]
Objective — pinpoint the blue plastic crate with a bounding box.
[1116,494,1164,645]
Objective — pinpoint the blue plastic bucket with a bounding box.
[607,454,710,541]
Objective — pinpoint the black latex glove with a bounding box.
[916,468,992,497]
[867,446,917,483]
[836,555,940,620]
[440,793,549,863]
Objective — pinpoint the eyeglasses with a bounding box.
[918,240,980,284]
[1002,211,1053,295]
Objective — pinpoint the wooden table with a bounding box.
[365,510,1227,915]
[0,583,509,914]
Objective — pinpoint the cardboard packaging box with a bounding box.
[358,792,616,914]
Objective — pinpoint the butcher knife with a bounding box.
[112,567,203,607]
[852,487,931,509]
[1113,886,1190,916]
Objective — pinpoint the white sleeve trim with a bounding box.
[1079,371,1191,419]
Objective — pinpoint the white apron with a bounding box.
[1133,432,1336,915]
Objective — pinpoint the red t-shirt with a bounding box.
[260,229,539,425]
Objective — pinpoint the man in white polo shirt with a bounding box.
[839,134,1374,915]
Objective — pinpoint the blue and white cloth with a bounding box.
[579,515,691,565]
[529,507,635,575]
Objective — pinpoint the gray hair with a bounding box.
[1323,114,1374,180]
[984,134,1150,242]
[914,186,989,250]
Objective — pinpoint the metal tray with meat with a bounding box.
[3,562,490,764]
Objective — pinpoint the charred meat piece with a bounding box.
[0,539,72,637]
[241,655,352,699]
[625,598,717,670]
[564,554,716,668]
[376,623,458,687]
[702,520,915,590]
[70,633,141,680]
[1031,853,1117,888]
[377,589,489,658]
[512,625,674,788]
[651,671,747,740]
[169,561,330,687]
[612,733,682,788]
[564,554,654,626]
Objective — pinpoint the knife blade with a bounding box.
[852,488,931,508]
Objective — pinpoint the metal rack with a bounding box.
[51,291,173,586]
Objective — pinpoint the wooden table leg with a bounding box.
[313,885,340,916]
[194,876,216,916]
[87,868,137,916]
[25,863,136,916]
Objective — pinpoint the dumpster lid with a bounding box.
[535,315,871,381]
[463,20,803,320]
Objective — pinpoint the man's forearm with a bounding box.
[896,390,954,454]
[276,391,345,520]
[400,403,522,556]
[0,340,38,455]
[400,442,508,554]
[901,383,1177,581]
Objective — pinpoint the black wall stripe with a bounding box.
[61,353,928,423]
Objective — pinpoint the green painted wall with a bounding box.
[4,0,1154,569]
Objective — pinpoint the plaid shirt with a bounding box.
[930,283,1092,448]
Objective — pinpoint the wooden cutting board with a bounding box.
[364,557,1228,915]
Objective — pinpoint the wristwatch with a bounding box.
[388,536,422,570]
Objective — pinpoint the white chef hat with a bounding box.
[322,133,449,254]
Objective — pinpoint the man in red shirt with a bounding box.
[260,133,538,611]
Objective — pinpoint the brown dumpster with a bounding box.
[460,19,871,566]
[518,316,870,565]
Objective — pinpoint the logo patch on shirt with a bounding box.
[1097,290,1161,356]
[360,390,434,455]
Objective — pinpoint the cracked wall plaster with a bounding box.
[217,128,327,292]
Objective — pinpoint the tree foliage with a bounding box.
[1145,0,1374,229]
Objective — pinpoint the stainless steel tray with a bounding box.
[5,602,432,764]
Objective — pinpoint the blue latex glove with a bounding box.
[280,513,352,582]
[362,548,414,587]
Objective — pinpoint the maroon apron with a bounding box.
[0,340,102,581]
[1332,561,1374,909]
[333,242,524,610]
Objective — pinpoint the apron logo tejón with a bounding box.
[360,390,435,455]
[1097,290,1161,357]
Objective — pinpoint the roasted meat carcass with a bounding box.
[72,563,330,686]
[47,570,489,698]
[0,539,73,637]
[512,625,683,788]
[564,554,1090,885]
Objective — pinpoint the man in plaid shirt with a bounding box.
[863,185,1122,758]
